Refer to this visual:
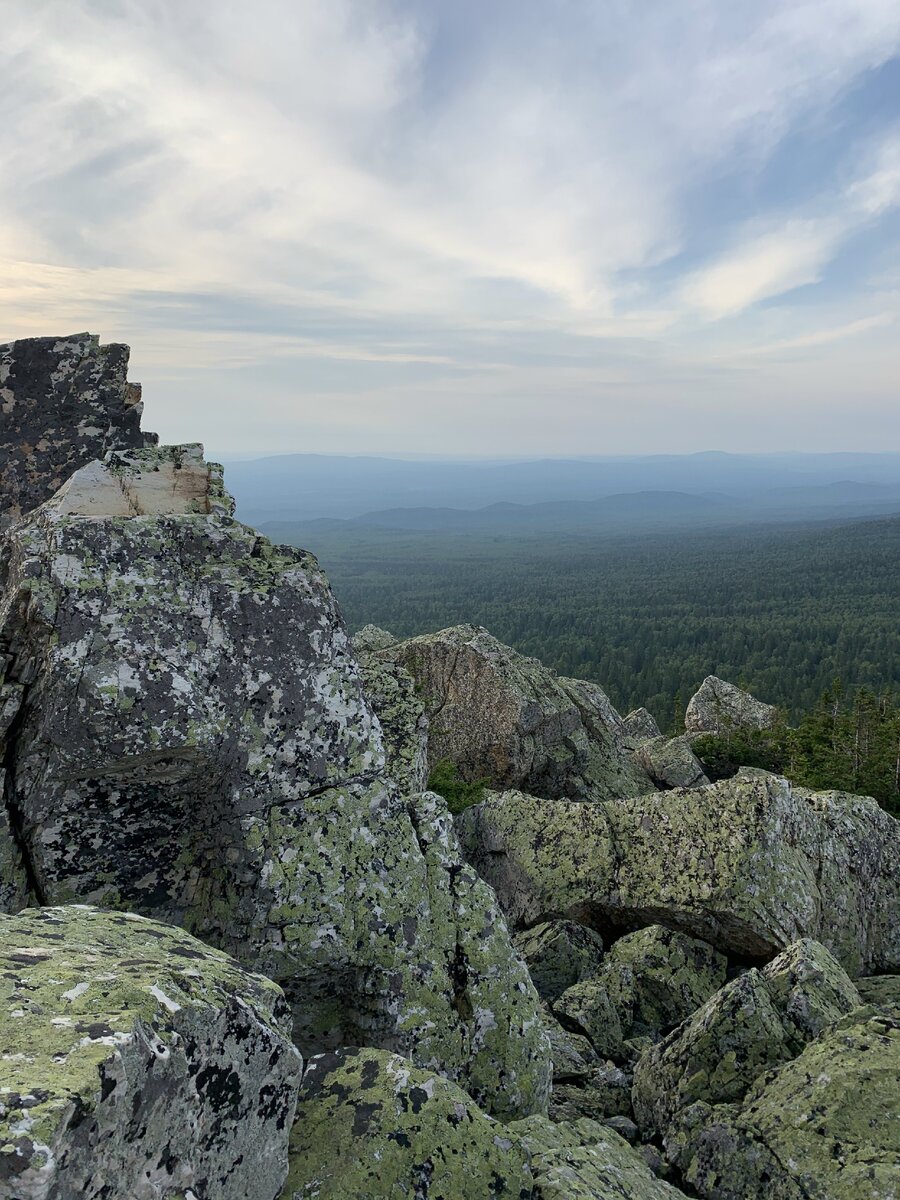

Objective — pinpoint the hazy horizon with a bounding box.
[3,2,900,456]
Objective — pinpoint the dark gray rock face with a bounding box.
[0,905,302,1200]
[0,333,157,528]
[514,919,605,1002]
[684,676,777,735]
[374,624,653,802]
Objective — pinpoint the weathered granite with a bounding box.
[0,333,157,528]
[549,1064,633,1123]
[352,623,398,653]
[354,640,429,794]
[621,707,663,749]
[855,974,900,1012]
[0,905,302,1200]
[457,772,900,974]
[513,920,605,1003]
[632,940,861,1136]
[374,625,653,802]
[598,926,727,1039]
[280,1047,533,1199]
[684,677,777,736]
[0,447,550,1118]
[634,736,709,790]
[552,979,626,1063]
[667,1006,900,1199]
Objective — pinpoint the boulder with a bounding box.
[632,940,860,1136]
[0,442,550,1117]
[351,623,398,653]
[684,677,777,736]
[541,1007,599,1082]
[855,974,900,1012]
[513,920,605,1002]
[598,926,727,1038]
[374,625,652,802]
[667,1006,900,1199]
[457,772,900,975]
[0,905,302,1200]
[621,707,662,749]
[549,1064,633,1123]
[0,333,156,529]
[633,736,709,790]
[508,1115,689,1199]
[279,1047,533,1199]
[552,979,626,1062]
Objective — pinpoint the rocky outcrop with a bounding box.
[372,624,653,802]
[513,920,605,1002]
[684,677,777,735]
[632,940,860,1136]
[457,772,900,975]
[0,394,549,1115]
[666,1006,899,1199]
[0,333,156,529]
[552,978,626,1063]
[352,632,429,794]
[280,1047,533,1199]
[0,905,302,1200]
[621,707,662,748]
[633,736,709,789]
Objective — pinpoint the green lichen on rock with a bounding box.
[457,772,900,974]
[279,1047,533,1199]
[668,1007,900,1199]
[508,1115,689,1199]
[632,940,861,1137]
[0,905,302,1200]
[354,638,429,794]
[513,920,605,1002]
[856,974,900,1012]
[374,624,653,803]
[633,736,709,790]
[598,926,727,1039]
[552,979,625,1063]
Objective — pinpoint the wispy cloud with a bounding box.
[0,1,898,452]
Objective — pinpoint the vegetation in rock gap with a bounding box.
[427,758,489,816]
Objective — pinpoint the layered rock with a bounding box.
[684,676,777,736]
[457,772,900,974]
[371,624,652,802]
[0,431,549,1115]
[0,333,156,529]
[632,940,861,1136]
[0,905,302,1200]
[667,1006,899,1199]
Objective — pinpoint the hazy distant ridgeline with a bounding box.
[262,514,900,725]
[227,450,900,526]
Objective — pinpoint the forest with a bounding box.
[282,512,899,724]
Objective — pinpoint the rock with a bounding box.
[513,920,605,1002]
[374,625,652,802]
[542,1007,599,1081]
[552,979,626,1062]
[0,442,550,1117]
[622,707,662,748]
[855,974,900,1012]
[456,772,900,975]
[632,940,860,1136]
[0,905,302,1200]
[634,736,709,789]
[0,333,156,529]
[598,926,727,1038]
[355,643,429,794]
[668,1006,900,1199]
[279,1047,533,1199]
[549,1064,633,1123]
[604,1115,639,1143]
[508,1114,689,1198]
[684,676,777,735]
[351,623,398,653]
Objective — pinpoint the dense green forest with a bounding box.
[279,513,899,725]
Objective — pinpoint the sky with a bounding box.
[1,0,899,458]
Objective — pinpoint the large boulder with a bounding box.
[279,1047,533,1199]
[621,707,662,749]
[0,440,549,1117]
[0,333,156,529]
[667,1006,899,1199]
[551,979,626,1063]
[353,640,429,794]
[0,905,302,1200]
[684,677,777,736]
[373,625,653,802]
[513,919,605,1002]
[457,772,900,975]
[632,940,861,1136]
[597,926,727,1039]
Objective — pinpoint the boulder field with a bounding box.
[0,334,897,1198]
